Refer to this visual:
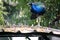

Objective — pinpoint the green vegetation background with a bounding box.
[0,0,60,28]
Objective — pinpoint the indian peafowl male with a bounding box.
[28,2,46,27]
[29,2,46,19]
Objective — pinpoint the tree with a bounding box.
[0,0,7,25]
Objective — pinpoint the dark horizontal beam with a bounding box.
[0,32,60,37]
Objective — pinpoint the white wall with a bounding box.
[12,37,38,40]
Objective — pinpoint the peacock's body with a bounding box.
[29,2,46,19]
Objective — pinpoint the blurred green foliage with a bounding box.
[0,0,60,28]
[0,0,7,25]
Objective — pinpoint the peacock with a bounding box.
[29,2,46,27]
[29,2,46,19]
